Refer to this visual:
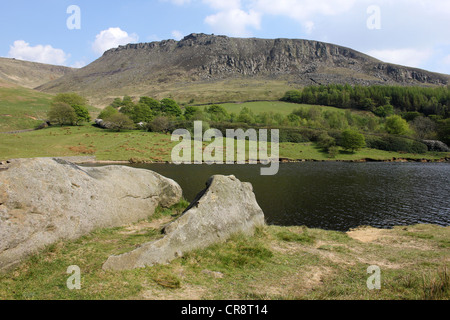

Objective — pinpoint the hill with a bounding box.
[0,57,74,89]
[0,81,54,132]
[36,33,450,107]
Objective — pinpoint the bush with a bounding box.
[72,105,91,125]
[317,133,336,151]
[98,106,118,120]
[147,116,171,133]
[340,130,366,152]
[281,90,302,103]
[385,115,410,135]
[103,113,135,131]
[48,102,77,126]
[160,98,182,117]
[365,135,428,154]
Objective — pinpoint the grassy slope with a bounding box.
[0,83,54,132]
[214,100,355,116]
[0,84,101,133]
[0,125,447,162]
[0,203,448,300]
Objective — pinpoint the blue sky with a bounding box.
[1,0,449,74]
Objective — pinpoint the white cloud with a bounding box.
[205,9,261,36]
[203,0,241,11]
[92,27,139,55]
[367,48,433,69]
[8,40,69,66]
[171,30,184,40]
[71,60,87,69]
[162,0,192,5]
[251,0,357,21]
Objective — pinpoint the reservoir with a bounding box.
[85,162,450,231]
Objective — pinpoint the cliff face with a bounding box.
[36,33,450,104]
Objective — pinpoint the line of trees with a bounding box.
[281,84,450,118]
[47,91,449,155]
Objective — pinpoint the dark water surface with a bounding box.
[84,162,450,231]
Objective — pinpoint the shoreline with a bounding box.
[75,157,450,165]
[2,155,449,166]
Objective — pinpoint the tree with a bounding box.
[110,98,123,109]
[385,115,410,135]
[437,118,450,145]
[160,98,182,117]
[411,116,436,140]
[53,92,87,108]
[340,129,366,152]
[374,104,394,117]
[205,104,229,121]
[147,116,171,133]
[72,105,91,125]
[103,113,134,132]
[129,103,153,123]
[139,96,161,112]
[184,106,201,120]
[48,102,77,126]
[122,96,134,108]
[237,107,255,124]
[281,90,302,103]
[98,106,118,120]
[52,92,91,125]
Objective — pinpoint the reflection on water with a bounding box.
[84,162,450,231]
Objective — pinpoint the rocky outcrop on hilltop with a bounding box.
[36,33,449,104]
[0,158,182,271]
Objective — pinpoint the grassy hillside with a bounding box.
[0,82,54,132]
[213,100,364,116]
[0,204,448,300]
[0,83,101,132]
[0,57,74,89]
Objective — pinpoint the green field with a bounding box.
[0,84,54,132]
[0,125,447,162]
[212,101,357,116]
[0,84,100,133]
[0,87,448,162]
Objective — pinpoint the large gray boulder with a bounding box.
[0,158,182,271]
[423,140,450,152]
[103,175,266,271]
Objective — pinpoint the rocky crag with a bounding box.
[37,33,449,105]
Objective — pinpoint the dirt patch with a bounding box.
[140,283,207,300]
[248,266,333,299]
[347,226,390,243]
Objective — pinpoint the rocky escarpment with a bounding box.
[103,175,266,271]
[36,33,449,103]
[0,158,182,271]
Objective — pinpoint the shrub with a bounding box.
[385,115,410,135]
[365,135,428,154]
[48,102,77,126]
[98,106,118,120]
[103,113,135,132]
[340,130,366,152]
[317,133,336,151]
[147,116,171,133]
